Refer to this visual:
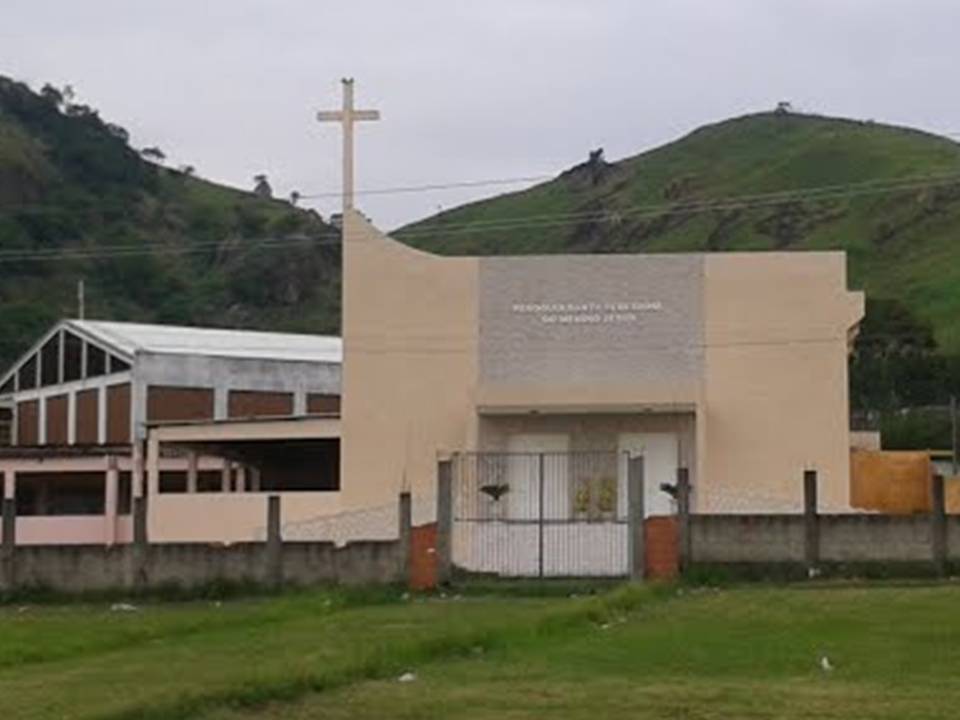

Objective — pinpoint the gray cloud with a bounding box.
[2,0,958,227]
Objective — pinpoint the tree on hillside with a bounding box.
[140,146,166,163]
[40,83,64,110]
[178,164,196,176]
[289,190,301,206]
[105,123,129,143]
[253,174,273,198]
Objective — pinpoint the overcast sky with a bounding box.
[2,0,959,228]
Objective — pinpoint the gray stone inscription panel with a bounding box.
[478,254,704,386]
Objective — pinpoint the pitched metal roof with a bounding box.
[67,320,342,363]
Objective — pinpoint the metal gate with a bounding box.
[451,451,636,578]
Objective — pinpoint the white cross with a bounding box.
[317,78,380,212]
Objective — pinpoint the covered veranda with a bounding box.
[0,447,224,546]
[145,416,342,543]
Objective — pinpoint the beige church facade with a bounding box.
[340,211,865,520]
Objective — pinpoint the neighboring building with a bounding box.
[0,320,342,545]
[340,211,865,533]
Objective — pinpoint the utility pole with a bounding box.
[77,279,85,320]
[952,395,958,478]
[316,78,380,214]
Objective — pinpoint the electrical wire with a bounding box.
[2,170,960,263]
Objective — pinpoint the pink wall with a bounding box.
[8,515,133,546]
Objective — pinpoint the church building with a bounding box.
[340,211,865,525]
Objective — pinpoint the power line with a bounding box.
[4,170,960,264]
[0,174,557,216]
[297,174,554,199]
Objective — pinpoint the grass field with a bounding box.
[3,582,960,719]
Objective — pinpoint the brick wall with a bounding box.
[644,516,678,580]
[146,386,214,423]
[228,391,294,419]
[409,523,438,590]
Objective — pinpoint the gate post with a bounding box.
[398,492,412,582]
[804,469,820,574]
[676,468,691,573]
[1,471,15,590]
[436,459,454,585]
[266,495,283,588]
[931,473,947,577]
[627,455,645,581]
[537,453,545,579]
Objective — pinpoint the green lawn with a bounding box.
[3,583,960,719]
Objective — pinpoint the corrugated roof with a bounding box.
[67,320,342,363]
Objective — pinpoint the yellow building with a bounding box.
[341,210,864,524]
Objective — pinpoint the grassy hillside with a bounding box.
[0,76,341,368]
[403,112,960,352]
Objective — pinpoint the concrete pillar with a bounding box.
[221,461,232,493]
[38,392,47,445]
[266,495,282,587]
[97,385,107,444]
[213,387,228,420]
[249,466,262,493]
[67,391,76,445]
[676,467,691,574]
[627,455,645,581]
[104,456,119,546]
[2,471,15,588]
[146,434,160,498]
[399,492,412,583]
[132,439,145,500]
[131,440,147,550]
[293,391,307,417]
[436,459,454,585]
[931,473,947,577]
[804,469,820,573]
[186,452,198,494]
[235,465,247,493]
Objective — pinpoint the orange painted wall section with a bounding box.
[409,523,438,590]
[850,450,932,514]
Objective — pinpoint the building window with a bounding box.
[87,344,106,377]
[18,355,37,390]
[64,332,84,382]
[40,334,60,386]
[108,355,131,374]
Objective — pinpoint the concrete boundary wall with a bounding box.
[0,494,415,594]
[3,540,404,594]
[690,515,960,568]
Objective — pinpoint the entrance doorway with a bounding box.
[618,433,678,517]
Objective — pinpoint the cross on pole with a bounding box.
[317,78,380,213]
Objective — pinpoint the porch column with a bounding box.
[235,465,247,493]
[146,434,161,498]
[132,439,145,501]
[2,470,15,547]
[221,460,232,493]
[131,439,147,546]
[249,466,262,493]
[104,456,119,546]
[2,470,15,587]
[186,452,198,494]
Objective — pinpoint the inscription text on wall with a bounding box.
[511,301,663,325]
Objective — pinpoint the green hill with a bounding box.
[403,111,960,354]
[401,112,960,440]
[0,76,957,442]
[0,76,341,368]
